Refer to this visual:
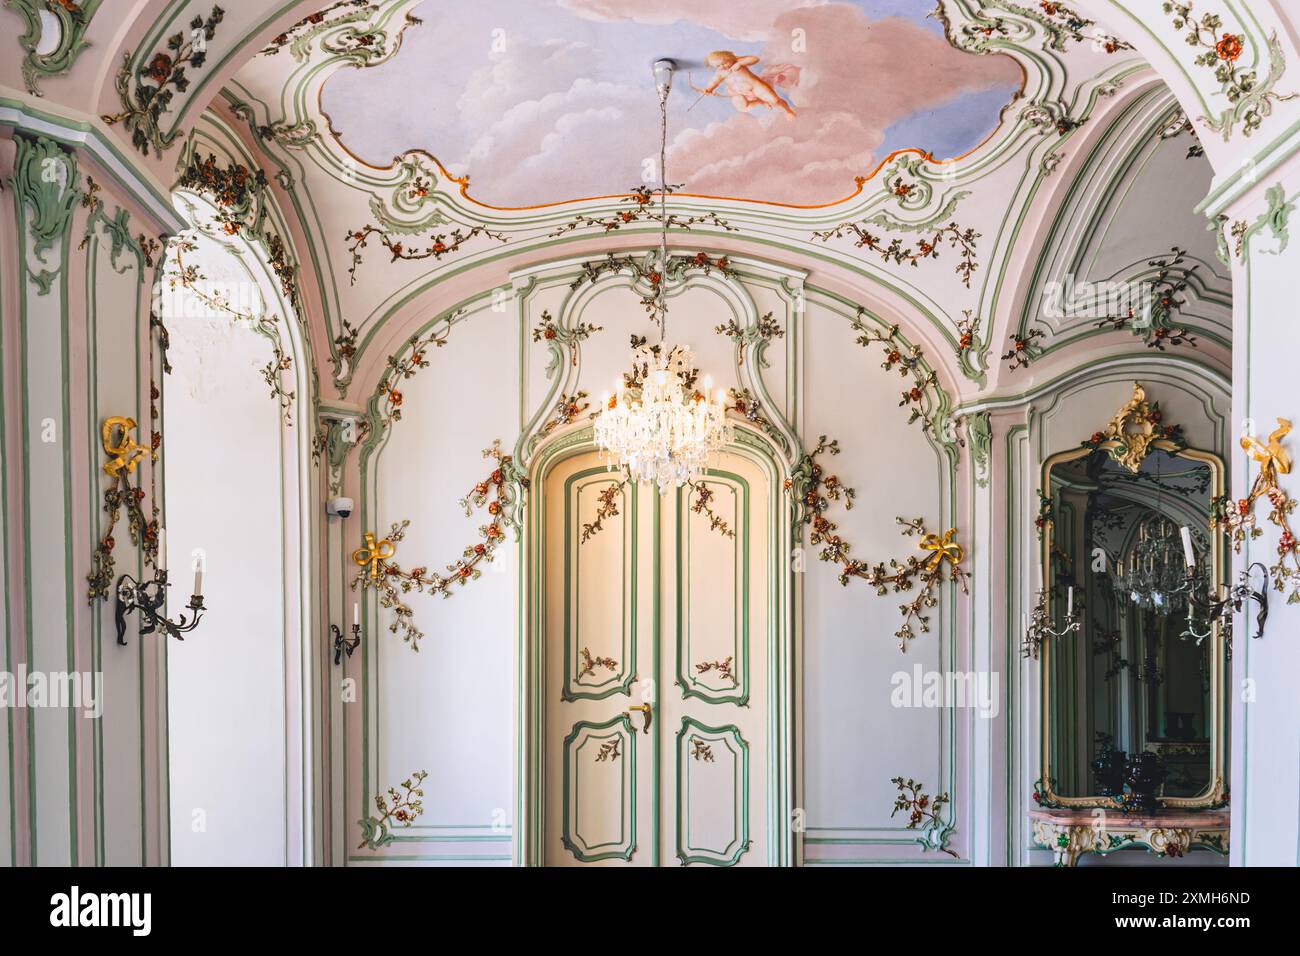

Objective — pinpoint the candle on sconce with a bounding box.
[191,552,204,597]
[1067,586,1074,617]
[1180,525,1196,570]
[353,602,359,628]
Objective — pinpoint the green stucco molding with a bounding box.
[968,411,993,487]
[4,0,103,97]
[1235,181,1294,261]
[6,133,81,294]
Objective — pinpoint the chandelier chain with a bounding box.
[658,77,669,343]
[592,58,734,492]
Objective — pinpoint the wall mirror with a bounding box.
[1038,385,1227,809]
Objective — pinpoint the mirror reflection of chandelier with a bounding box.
[593,58,733,493]
[1116,514,1202,616]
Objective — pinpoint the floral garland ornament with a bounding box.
[890,776,957,858]
[688,482,736,539]
[1213,418,1300,604]
[580,482,623,544]
[374,319,455,427]
[345,221,506,285]
[87,417,158,601]
[567,251,735,320]
[102,5,225,157]
[174,152,302,315]
[548,185,737,238]
[812,219,980,288]
[849,309,942,436]
[789,436,969,650]
[350,442,523,649]
[1093,248,1200,350]
[357,770,427,849]
[1164,2,1297,139]
[163,237,297,424]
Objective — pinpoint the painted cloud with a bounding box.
[321,0,1021,206]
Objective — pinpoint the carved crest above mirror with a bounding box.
[1085,382,1187,473]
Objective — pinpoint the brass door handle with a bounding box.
[623,703,653,734]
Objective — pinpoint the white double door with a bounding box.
[543,450,769,866]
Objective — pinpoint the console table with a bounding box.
[1029,808,1229,867]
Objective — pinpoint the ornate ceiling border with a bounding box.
[993,78,1232,385]
[209,0,1167,406]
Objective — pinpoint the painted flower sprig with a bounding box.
[1164,1,1297,138]
[714,311,784,366]
[581,482,623,544]
[812,220,980,288]
[688,482,736,539]
[532,310,604,373]
[890,776,958,857]
[533,310,603,347]
[956,310,981,357]
[1002,328,1046,372]
[850,309,940,434]
[260,345,296,424]
[1212,418,1300,603]
[542,391,592,437]
[102,5,225,156]
[345,222,507,285]
[725,387,782,443]
[331,318,360,380]
[357,770,427,850]
[578,647,617,678]
[790,436,969,650]
[548,185,737,237]
[351,442,521,649]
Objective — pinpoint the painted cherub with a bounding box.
[690,51,797,120]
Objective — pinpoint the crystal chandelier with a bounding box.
[1116,513,1204,616]
[594,58,733,492]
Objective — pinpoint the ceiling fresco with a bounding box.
[206,0,1233,398]
[318,0,1024,206]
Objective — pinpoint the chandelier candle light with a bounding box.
[594,58,734,492]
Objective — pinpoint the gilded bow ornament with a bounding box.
[1241,418,1292,481]
[353,532,395,581]
[920,528,964,570]
[101,416,145,478]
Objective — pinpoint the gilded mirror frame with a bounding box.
[1037,385,1228,810]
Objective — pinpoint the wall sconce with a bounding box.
[115,537,207,645]
[1022,586,1081,660]
[331,603,361,665]
[1179,557,1269,646]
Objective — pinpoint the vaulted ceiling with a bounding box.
[170,0,1235,408]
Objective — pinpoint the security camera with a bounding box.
[326,497,354,519]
